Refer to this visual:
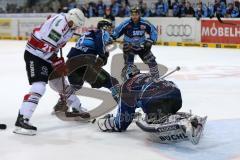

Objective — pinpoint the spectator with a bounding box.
[155,0,168,17]
[172,0,180,17]
[184,1,194,17]
[142,3,150,17]
[214,0,227,17]
[0,0,239,18]
[78,3,88,17]
[234,0,240,9]
[226,3,239,17]
[124,2,131,17]
[194,2,208,20]
[110,0,121,16]
[96,0,106,17]
[51,0,61,13]
[0,7,5,13]
[172,0,185,17]
[104,7,116,27]
[149,3,157,17]
[67,0,76,9]
[88,2,97,17]
[179,1,186,17]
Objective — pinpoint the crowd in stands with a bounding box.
[1,0,240,19]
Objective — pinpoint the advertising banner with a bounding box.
[0,19,12,36]
[18,18,45,37]
[151,18,201,42]
[201,19,240,44]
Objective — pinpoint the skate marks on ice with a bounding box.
[143,119,240,160]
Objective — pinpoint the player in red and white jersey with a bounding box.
[13,8,86,136]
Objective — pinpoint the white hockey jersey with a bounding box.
[26,13,74,62]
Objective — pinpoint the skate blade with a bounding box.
[97,118,111,132]
[13,127,36,136]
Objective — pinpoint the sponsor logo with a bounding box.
[201,20,240,44]
[166,24,192,37]
[202,44,208,47]
[177,42,182,46]
[133,30,145,36]
[163,42,169,46]
[30,61,35,77]
[48,29,61,42]
[184,43,201,47]
[159,133,188,141]
[223,45,237,48]
[157,125,179,133]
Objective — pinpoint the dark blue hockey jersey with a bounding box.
[120,73,181,108]
[67,29,111,58]
[112,18,158,45]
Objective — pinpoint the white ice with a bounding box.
[0,40,239,160]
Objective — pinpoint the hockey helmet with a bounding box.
[66,8,85,28]
[121,64,140,81]
[97,19,113,31]
[130,6,141,15]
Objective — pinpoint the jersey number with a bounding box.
[42,44,53,52]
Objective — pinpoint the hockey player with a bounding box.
[98,65,207,144]
[13,8,86,136]
[53,19,120,115]
[111,6,160,79]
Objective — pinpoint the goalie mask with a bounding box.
[121,64,140,81]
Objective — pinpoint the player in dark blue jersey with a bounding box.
[98,64,182,131]
[97,65,207,145]
[111,7,160,79]
[53,19,120,114]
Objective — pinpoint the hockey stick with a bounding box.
[216,14,240,26]
[161,66,180,79]
[59,48,68,111]
[73,33,82,36]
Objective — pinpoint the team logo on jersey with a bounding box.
[41,66,48,76]
[140,25,146,30]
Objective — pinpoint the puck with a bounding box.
[0,124,7,130]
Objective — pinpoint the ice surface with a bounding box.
[0,40,239,160]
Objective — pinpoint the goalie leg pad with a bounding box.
[136,113,207,145]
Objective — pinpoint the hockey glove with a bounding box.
[144,39,154,52]
[52,57,68,76]
[97,52,109,66]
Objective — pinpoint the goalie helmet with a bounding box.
[66,8,85,28]
[121,64,140,81]
[97,19,113,31]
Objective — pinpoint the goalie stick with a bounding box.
[161,66,180,79]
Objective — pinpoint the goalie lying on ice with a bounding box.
[98,65,207,145]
